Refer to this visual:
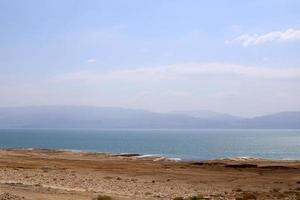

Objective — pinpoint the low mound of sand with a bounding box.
[0,193,27,200]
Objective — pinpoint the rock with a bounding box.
[0,193,27,200]
[225,164,258,169]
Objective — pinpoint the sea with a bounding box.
[0,128,300,160]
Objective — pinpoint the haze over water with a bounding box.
[1,128,300,160]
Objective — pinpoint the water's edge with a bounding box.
[1,129,300,160]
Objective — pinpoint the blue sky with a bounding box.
[0,0,300,116]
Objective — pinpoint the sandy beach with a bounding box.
[0,148,300,200]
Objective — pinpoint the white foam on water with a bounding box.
[136,154,159,158]
[167,157,182,161]
[222,156,263,161]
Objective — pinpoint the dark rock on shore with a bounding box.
[0,193,27,200]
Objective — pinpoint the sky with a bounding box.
[0,0,300,117]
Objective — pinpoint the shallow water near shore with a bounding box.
[0,128,300,160]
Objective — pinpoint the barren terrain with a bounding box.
[0,149,300,199]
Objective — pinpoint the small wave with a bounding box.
[167,157,182,161]
[136,154,159,158]
[137,154,182,161]
[58,149,85,153]
[222,156,263,161]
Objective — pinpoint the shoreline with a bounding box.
[0,148,300,200]
[6,147,300,162]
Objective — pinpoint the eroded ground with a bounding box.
[0,149,300,200]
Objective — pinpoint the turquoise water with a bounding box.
[0,129,300,160]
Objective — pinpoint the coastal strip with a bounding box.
[0,148,300,200]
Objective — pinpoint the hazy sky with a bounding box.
[0,0,300,117]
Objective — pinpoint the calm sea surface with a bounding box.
[0,129,300,160]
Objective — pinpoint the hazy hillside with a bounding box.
[171,110,243,122]
[0,106,227,129]
[238,111,300,129]
[0,106,299,129]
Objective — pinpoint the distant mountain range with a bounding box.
[170,110,243,122]
[0,106,299,129]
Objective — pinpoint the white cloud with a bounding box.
[87,59,97,63]
[53,63,300,83]
[226,28,300,46]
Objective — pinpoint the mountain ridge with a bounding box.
[0,106,299,129]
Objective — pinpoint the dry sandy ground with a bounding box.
[0,148,300,200]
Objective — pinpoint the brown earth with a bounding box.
[0,148,300,200]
